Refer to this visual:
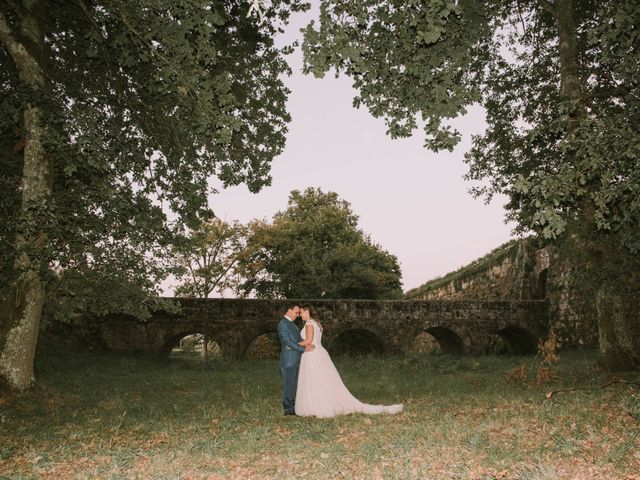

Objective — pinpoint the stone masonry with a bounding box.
[62,298,549,358]
[406,239,598,348]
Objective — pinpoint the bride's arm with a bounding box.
[298,323,314,346]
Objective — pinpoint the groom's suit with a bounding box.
[277,316,305,415]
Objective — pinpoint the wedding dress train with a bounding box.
[294,319,403,418]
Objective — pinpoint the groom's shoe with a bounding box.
[284,411,296,416]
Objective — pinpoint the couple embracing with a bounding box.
[277,303,403,418]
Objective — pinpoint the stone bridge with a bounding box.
[66,298,549,358]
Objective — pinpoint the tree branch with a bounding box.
[537,0,555,15]
[210,256,241,295]
[104,0,204,107]
[71,0,104,43]
[583,86,630,100]
[0,9,45,88]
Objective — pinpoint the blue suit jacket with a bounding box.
[278,317,305,367]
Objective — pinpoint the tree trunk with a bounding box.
[0,2,51,390]
[549,0,640,370]
[202,334,209,361]
[552,0,583,134]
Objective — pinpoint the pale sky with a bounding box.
[175,2,516,294]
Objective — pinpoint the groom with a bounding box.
[277,303,313,416]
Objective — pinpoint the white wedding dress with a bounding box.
[295,319,403,418]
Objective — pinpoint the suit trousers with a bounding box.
[280,361,300,414]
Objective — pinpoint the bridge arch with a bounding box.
[329,328,386,356]
[244,331,280,359]
[496,326,538,354]
[62,298,548,357]
[409,331,441,353]
[162,331,224,357]
[423,327,465,354]
[535,268,549,299]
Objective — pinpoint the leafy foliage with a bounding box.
[237,188,403,299]
[172,218,247,298]
[0,0,308,317]
[44,267,177,323]
[302,0,640,254]
[302,0,493,150]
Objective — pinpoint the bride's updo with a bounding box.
[300,304,322,330]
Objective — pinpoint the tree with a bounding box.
[173,218,247,299]
[172,217,247,361]
[44,267,174,328]
[302,0,640,369]
[238,188,403,299]
[0,0,308,390]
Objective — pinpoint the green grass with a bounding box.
[1,339,639,479]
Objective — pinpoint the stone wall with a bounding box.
[406,239,598,349]
[405,241,540,301]
[57,298,549,358]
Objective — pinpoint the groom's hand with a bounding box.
[304,345,315,352]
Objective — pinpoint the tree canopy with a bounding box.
[302,0,640,253]
[238,188,403,299]
[0,0,308,389]
[302,0,640,370]
[172,218,247,299]
[1,0,307,295]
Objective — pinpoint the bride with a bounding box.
[294,305,403,418]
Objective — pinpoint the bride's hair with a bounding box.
[300,304,322,330]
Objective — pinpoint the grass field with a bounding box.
[1,338,639,479]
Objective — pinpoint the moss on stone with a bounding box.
[405,240,521,299]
